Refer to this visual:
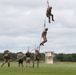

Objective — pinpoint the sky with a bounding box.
[0,0,76,53]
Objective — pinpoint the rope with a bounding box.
[44,15,46,29]
[44,0,49,28]
[29,0,50,53]
[47,0,49,7]
[35,0,50,51]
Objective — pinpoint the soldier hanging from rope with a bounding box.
[46,1,55,23]
[1,51,11,67]
[40,28,48,46]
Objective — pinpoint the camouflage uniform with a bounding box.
[17,52,24,67]
[40,28,48,46]
[32,50,41,68]
[1,52,11,67]
[25,51,31,67]
[46,6,54,23]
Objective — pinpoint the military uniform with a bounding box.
[32,50,41,68]
[46,6,54,23]
[25,51,31,67]
[17,52,24,67]
[1,52,11,67]
[40,28,48,46]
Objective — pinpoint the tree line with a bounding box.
[0,51,76,62]
[54,53,76,62]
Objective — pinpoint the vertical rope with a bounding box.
[36,0,50,51]
[44,16,46,29]
[30,0,50,53]
[47,0,49,7]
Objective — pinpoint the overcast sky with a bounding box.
[0,0,76,53]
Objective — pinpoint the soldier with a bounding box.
[40,28,48,46]
[25,50,31,67]
[32,50,41,68]
[1,51,11,67]
[46,6,55,23]
[17,52,24,67]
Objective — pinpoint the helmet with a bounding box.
[45,28,48,30]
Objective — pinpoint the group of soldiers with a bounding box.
[1,1,54,68]
[1,50,41,68]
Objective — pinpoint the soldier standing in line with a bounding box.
[32,50,41,68]
[17,52,24,67]
[25,50,31,67]
[1,51,11,67]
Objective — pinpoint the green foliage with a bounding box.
[0,53,4,61]
[0,52,76,62]
[11,53,17,61]
[72,53,76,62]
[54,53,76,62]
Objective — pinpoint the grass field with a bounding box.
[0,62,76,75]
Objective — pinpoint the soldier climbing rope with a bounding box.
[26,0,55,61]
[32,0,55,51]
[46,0,55,23]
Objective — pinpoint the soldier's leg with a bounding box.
[22,62,23,67]
[40,37,45,46]
[37,60,39,68]
[41,36,47,45]
[8,60,10,67]
[44,36,47,43]
[32,60,34,67]
[26,58,28,67]
[26,62,27,67]
[20,60,23,67]
[1,62,6,67]
[18,61,20,67]
[8,63,10,67]
[46,11,50,23]
[26,59,30,67]
[1,59,7,67]
[32,60,35,68]
[51,14,54,21]
[48,16,51,23]
[28,59,31,67]
[40,41,44,46]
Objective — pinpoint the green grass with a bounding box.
[0,62,76,75]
